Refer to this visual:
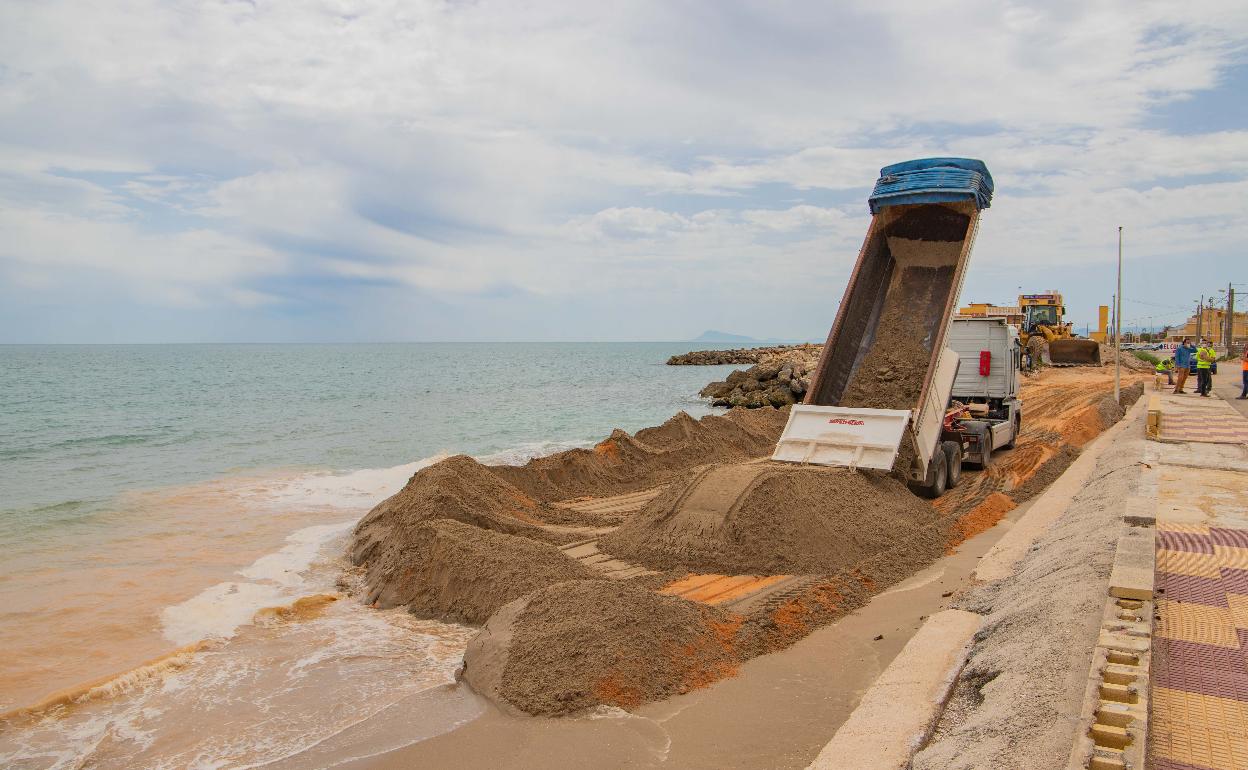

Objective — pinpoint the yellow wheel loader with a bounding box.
[1018,293,1101,367]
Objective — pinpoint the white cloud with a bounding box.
[0,0,1245,338]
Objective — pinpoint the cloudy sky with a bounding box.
[2,0,1246,343]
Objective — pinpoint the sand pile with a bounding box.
[360,519,595,624]
[1008,444,1080,503]
[463,580,742,716]
[490,408,788,502]
[351,454,568,573]
[1120,380,1144,409]
[600,463,946,576]
[349,408,789,628]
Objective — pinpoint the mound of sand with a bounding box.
[600,463,946,576]
[360,519,594,624]
[351,454,567,570]
[1120,380,1144,409]
[464,580,742,716]
[490,408,789,503]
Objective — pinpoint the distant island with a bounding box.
[689,330,822,345]
[692,330,780,343]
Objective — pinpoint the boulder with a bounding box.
[699,347,821,409]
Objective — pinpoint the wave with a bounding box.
[160,520,356,646]
[0,642,210,724]
[476,439,595,466]
[256,454,450,511]
[1,591,347,724]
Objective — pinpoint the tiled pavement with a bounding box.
[1151,391,1248,770]
[1156,392,1248,444]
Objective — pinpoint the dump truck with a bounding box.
[772,157,994,497]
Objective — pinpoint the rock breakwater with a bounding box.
[666,343,821,366]
[698,352,819,408]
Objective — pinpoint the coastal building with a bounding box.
[955,302,1023,327]
[1165,308,1248,347]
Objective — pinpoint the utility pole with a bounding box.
[1227,284,1235,351]
[1196,296,1204,341]
[1115,226,1122,403]
[1110,294,1116,344]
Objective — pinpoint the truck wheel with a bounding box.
[915,450,948,499]
[1001,414,1020,450]
[942,440,962,488]
[977,432,993,469]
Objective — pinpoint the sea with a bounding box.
[0,342,741,769]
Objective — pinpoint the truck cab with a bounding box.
[946,317,1022,466]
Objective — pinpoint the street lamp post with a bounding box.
[1115,227,1122,403]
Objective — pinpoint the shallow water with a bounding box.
[0,342,739,768]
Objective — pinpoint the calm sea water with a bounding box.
[2,342,736,539]
[0,342,740,768]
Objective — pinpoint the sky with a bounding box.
[1,0,1246,343]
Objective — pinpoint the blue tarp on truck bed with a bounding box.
[868,157,993,214]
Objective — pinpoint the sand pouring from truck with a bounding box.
[772,157,1020,498]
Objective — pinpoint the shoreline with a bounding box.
[336,367,1147,767]
[1,354,1149,769]
[341,495,1035,770]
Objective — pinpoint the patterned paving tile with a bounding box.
[1159,573,1233,606]
[1162,529,1218,553]
[1157,599,1243,648]
[1217,547,1248,570]
[1223,570,1248,595]
[1160,549,1228,579]
[1158,397,1248,445]
[1155,637,1248,676]
[1154,688,1248,734]
[1160,521,1214,534]
[1212,530,1248,548]
[1151,398,1248,770]
[1230,595,1248,630]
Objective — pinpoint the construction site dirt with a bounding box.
[348,365,1149,721]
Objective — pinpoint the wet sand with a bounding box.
[332,496,1034,770]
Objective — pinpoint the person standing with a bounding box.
[1173,338,1193,394]
[1239,343,1248,400]
[1196,338,1215,397]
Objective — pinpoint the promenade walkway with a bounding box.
[1148,385,1248,770]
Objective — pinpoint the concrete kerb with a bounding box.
[805,609,983,770]
[973,396,1149,584]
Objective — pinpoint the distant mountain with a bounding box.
[692,330,764,343]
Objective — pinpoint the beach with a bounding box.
[0,342,735,769]
[0,342,1149,768]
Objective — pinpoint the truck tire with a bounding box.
[961,423,991,469]
[978,432,993,469]
[1001,413,1021,450]
[942,440,962,488]
[912,450,948,499]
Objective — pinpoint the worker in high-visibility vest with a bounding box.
[1239,344,1248,400]
[1196,339,1216,397]
[1155,356,1175,386]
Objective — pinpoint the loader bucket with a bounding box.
[1048,338,1101,366]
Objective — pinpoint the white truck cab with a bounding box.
[946,317,1022,467]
